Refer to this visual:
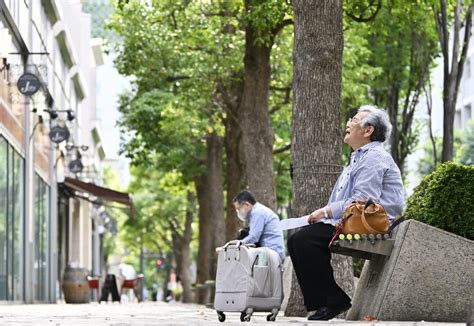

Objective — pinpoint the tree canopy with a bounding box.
[103,0,473,301]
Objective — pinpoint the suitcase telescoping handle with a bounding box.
[221,240,255,250]
[218,240,256,261]
[222,240,243,250]
[223,240,243,261]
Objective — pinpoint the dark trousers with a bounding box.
[287,223,351,311]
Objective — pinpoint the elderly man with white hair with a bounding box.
[287,105,405,321]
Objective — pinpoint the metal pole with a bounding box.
[139,232,144,301]
[24,88,35,303]
[92,217,100,302]
[49,129,58,303]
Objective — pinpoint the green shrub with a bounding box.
[405,162,474,240]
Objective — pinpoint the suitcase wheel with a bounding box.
[240,312,251,322]
[217,311,226,322]
[266,313,277,322]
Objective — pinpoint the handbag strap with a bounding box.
[328,212,352,248]
[360,198,384,234]
[388,216,405,235]
[363,197,376,210]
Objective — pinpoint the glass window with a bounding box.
[0,136,25,301]
[34,174,49,302]
[12,148,24,301]
[0,137,7,300]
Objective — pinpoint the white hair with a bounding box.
[358,105,392,142]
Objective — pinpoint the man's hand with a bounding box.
[307,208,325,224]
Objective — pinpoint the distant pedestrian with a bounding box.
[119,262,137,280]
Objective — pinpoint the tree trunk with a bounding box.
[442,92,455,162]
[215,2,247,242]
[207,133,225,277]
[171,233,182,279]
[286,0,354,317]
[223,82,245,241]
[195,132,226,304]
[238,0,276,210]
[179,191,195,303]
[162,253,173,301]
[387,85,400,167]
[195,177,212,304]
[424,79,438,169]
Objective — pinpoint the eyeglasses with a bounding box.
[347,117,362,124]
[349,113,373,123]
[347,116,373,131]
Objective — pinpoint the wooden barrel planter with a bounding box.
[62,267,90,303]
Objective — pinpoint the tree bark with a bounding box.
[195,132,226,304]
[223,82,246,241]
[171,232,182,280]
[213,2,247,242]
[387,84,400,166]
[286,0,354,317]
[208,133,226,277]
[238,0,277,210]
[195,178,212,304]
[179,191,195,303]
[424,77,438,169]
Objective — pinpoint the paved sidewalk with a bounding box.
[0,302,466,325]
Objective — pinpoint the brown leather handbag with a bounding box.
[340,198,389,235]
[329,198,390,247]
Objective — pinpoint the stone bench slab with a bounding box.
[346,219,474,322]
[331,239,395,259]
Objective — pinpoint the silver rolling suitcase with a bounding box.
[214,240,283,322]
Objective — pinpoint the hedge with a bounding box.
[405,162,474,240]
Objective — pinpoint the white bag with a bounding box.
[214,241,283,322]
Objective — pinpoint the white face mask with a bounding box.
[236,208,247,221]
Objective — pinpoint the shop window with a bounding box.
[34,174,49,302]
[0,136,25,301]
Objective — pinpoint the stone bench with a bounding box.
[330,234,395,260]
[193,280,216,307]
[203,280,216,309]
[343,219,473,322]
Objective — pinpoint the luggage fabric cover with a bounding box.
[214,243,282,312]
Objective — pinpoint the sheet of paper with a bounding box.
[279,215,310,230]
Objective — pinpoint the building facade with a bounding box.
[0,0,125,303]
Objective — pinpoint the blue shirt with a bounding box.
[322,141,405,226]
[242,202,286,260]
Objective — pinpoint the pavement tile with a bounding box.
[0,302,466,326]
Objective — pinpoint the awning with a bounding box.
[62,177,134,216]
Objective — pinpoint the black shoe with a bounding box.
[307,302,352,321]
[308,307,331,320]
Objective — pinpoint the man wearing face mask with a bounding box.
[233,190,285,261]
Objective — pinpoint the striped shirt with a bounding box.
[242,203,286,260]
[321,141,405,226]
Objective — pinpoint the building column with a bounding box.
[49,144,58,303]
[24,95,35,303]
